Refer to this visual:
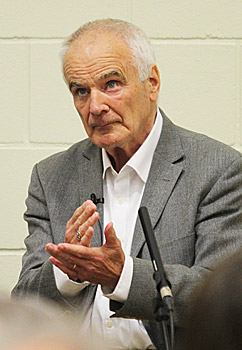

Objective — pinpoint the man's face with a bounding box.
[63,32,159,154]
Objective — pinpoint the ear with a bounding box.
[148,65,160,102]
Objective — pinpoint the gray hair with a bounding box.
[60,18,156,81]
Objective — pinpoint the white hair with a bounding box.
[60,18,156,81]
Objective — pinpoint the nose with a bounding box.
[89,89,109,115]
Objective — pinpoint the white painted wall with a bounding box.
[1,0,241,295]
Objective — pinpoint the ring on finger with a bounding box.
[76,229,83,240]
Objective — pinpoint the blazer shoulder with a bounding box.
[34,138,97,179]
[174,122,241,165]
[160,110,241,173]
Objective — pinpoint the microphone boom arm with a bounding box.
[138,206,175,350]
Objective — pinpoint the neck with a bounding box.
[105,107,158,172]
[106,148,133,173]
[107,119,157,172]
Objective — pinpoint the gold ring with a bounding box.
[73,264,77,270]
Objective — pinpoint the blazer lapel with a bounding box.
[131,113,185,256]
[77,141,104,247]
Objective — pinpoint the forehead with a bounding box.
[63,32,136,80]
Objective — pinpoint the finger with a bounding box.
[47,244,94,283]
[67,200,94,227]
[66,205,86,227]
[55,242,124,288]
[56,243,104,271]
[46,243,78,269]
[74,211,99,240]
[57,242,92,259]
[72,205,96,233]
[49,256,78,281]
[80,226,94,247]
[66,203,96,237]
[46,243,58,254]
[79,202,97,226]
[65,204,97,244]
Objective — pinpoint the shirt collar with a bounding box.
[102,108,163,183]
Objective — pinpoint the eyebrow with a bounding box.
[69,71,124,91]
[69,82,84,91]
[100,71,123,80]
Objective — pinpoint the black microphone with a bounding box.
[138,206,173,309]
[90,193,104,205]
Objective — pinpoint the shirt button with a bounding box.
[118,197,124,204]
[106,320,113,328]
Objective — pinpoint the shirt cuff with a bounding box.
[102,254,133,302]
[53,265,90,297]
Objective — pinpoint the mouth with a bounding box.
[91,120,118,129]
[95,123,110,128]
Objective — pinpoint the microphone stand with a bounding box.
[138,206,174,350]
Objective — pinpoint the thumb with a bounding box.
[104,222,119,246]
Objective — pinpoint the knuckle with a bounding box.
[68,256,74,264]
[77,216,82,225]
[74,207,80,216]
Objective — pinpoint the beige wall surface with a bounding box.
[1,0,242,295]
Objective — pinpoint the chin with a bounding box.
[92,136,120,150]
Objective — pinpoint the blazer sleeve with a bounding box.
[11,164,95,312]
[110,154,242,327]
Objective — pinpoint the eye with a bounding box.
[76,88,89,97]
[106,80,120,91]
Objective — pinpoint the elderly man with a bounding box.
[12,19,242,349]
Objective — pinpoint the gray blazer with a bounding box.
[12,110,242,349]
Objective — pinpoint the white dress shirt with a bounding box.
[54,109,163,349]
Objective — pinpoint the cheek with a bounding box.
[73,102,91,133]
[113,93,135,117]
[74,99,88,118]
[108,94,125,111]
[74,98,83,112]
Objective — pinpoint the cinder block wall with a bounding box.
[1,1,241,295]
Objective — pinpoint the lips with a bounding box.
[90,119,118,128]
[95,123,110,127]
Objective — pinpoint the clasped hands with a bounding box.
[46,200,125,290]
